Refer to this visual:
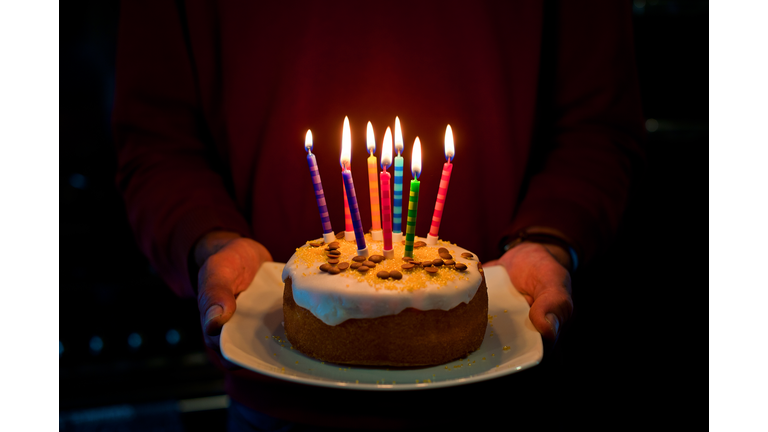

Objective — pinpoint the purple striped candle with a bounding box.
[426,125,455,246]
[305,130,335,244]
[340,117,368,256]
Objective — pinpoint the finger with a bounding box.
[198,263,239,338]
[528,289,573,342]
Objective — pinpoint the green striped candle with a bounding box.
[404,138,422,258]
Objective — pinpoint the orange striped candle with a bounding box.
[366,122,382,240]
[426,125,455,245]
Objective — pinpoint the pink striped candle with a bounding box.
[366,122,382,240]
[305,130,336,244]
[380,127,394,258]
[426,125,455,246]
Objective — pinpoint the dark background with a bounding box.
[60,1,707,430]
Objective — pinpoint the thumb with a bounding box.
[198,267,238,338]
[528,290,572,342]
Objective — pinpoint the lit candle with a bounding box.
[426,125,455,245]
[305,130,336,244]
[343,182,355,241]
[392,116,405,242]
[340,117,368,256]
[366,122,383,241]
[403,137,422,258]
[380,127,394,259]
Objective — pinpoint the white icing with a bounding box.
[282,238,483,325]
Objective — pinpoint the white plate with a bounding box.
[221,262,543,391]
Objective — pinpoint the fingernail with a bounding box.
[204,304,223,327]
[545,313,560,337]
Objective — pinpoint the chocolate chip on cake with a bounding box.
[335,232,345,239]
[389,270,403,280]
[327,258,339,265]
[337,262,350,271]
[444,259,456,266]
[350,262,362,269]
[376,271,390,279]
[454,263,468,271]
[461,252,474,259]
[432,259,444,267]
[425,266,438,274]
[402,257,413,262]
[357,265,370,273]
[328,266,341,275]
[369,255,384,263]
[352,256,367,262]
[328,242,340,250]
[319,263,331,272]
[309,241,323,248]
[439,252,453,260]
[438,247,449,254]
[401,263,415,270]
[327,250,341,257]
[362,260,376,268]
[414,241,426,248]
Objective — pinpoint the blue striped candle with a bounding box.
[392,117,405,237]
[305,130,335,243]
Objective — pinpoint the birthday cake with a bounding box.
[281,233,487,366]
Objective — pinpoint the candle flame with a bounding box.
[394,116,404,155]
[366,121,376,154]
[382,127,392,169]
[445,125,454,161]
[412,137,422,179]
[305,130,313,152]
[341,116,351,168]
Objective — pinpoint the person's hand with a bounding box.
[194,231,273,368]
[484,242,573,343]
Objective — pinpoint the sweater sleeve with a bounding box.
[505,1,646,265]
[113,0,251,298]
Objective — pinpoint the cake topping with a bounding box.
[357,265,370,273]
[439,252,453,260]
[432,259,444,267]
[309,241,323,248]
[438,247,449,254]
[352,256,367,263]
[425,266,438,274]
[376,271,390,279]
[369,255,384,263]
[335,232,345,239]
[461,252,474,259]
[328,267,341,275]
[455,263,467,271]
[389,270,403,280]
[327,258,339,265]
[401,257,413,262]
[444,259,456,266]
[350,262,362,269]
[338,262,350,270]
[362,260,376,268]
[401,263,415,270]
[328,242,340,250]
[319,263,330,272]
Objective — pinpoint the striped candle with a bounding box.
[426,125,455,245]
[404,138,422,258]
[366,122,382,239]
[340,116,368,256]
[343,181,354,238]
[380,127,394,258]
[392,117,404,239]
[305,130,335,244]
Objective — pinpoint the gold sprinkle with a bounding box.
[356,380,359,384]
[502,346,511,351]
[295,361,299,364]
[504,309,508,313]
[482,357,486,360]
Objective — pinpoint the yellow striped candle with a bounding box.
[404,138,422,258]
[366,122,382,240]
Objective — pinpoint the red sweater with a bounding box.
[114,0,643,426]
